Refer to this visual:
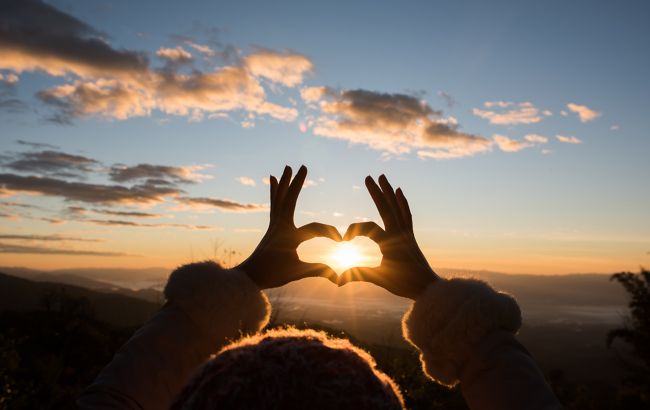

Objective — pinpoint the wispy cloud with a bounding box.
[156,46,193,63]
[0,234,102,242]
[566,103,601,123]
[556,135,582,144]
[15,140,59,150]
[493,134,531,152]
[0,242,132,256]
[1,150,99,177]
[0,173,182,205]
[109,163,211,184]
[524,134,549,144]
[83,219,212,230]
[437,91,457,108]
[67,206,161,218]
[236,176,256,187]
[178,196,268,212]
[472,101,548,125]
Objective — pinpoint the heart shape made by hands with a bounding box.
[297,236,382,275]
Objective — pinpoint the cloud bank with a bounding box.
[302,87,492,159]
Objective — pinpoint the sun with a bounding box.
[329,243,363,273]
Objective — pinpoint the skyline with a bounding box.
[1,0,649,274]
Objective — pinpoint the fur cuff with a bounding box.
[164,261,270,342]
[402,278,521,387]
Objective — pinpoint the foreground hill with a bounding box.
[0,272,160,327]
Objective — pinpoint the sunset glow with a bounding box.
[0,0,648,276]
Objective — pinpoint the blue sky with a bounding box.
[1,0,648,274]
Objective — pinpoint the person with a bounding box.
[78,165,561,410]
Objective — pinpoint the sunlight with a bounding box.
[329,242,363,273]
[297,237,382,275]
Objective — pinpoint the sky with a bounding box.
[0,0,649,275]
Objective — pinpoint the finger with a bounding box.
[275,165,292,210]
[395,187,413,230]
[298,222,342,241]
[343,221,385,242]
[270,175,278,217]
[378,174,405,228]
[365,176,395,230]
[284,165,307,218]
[337,267,382,287]
[297,262,339,285]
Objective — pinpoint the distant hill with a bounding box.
[0,265,629,325]
[0,272,160,327]
[0,267,165,304]
[0,266,169,288]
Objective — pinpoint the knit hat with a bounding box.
[171,327,404,410]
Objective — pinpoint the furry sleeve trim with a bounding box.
[402,278,521,387]
[164,261,271,343]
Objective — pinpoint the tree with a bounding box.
[608,268,650,406]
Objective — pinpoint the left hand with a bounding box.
[237,165,342,289]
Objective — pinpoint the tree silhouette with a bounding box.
[608,268,650,406]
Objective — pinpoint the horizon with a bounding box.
[1,0,649,277]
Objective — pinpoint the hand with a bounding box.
[338,175,439,299]
[237,165,342,289]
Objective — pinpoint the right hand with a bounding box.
[338,175,439,299]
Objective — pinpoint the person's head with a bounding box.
[172,327,404,410]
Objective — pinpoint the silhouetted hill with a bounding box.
[0,267,165,304]
[0,266,169,288]
[0,272,160,327]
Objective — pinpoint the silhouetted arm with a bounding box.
[343,175,561,409]
[402,278,561,410]
[79,165,339,409]
[78,262,271,409]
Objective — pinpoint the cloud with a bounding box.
[493,134,531,152]
[300,86,327,103]
[566,103,601,123]
[37,79,155,120]
[304,88,491,158]
[67,206,160,218]
[1,150,99,177]
[178,196,268,212]
[156,46,193,63]
[1,1,306,124]
[556,135,582,144]
[0,0,148,79]
[610,124,619,131]
[185,41,216,57]
[38,62,299,123]
[236,176,256,187]
[524,134,549,144]
[0,242,132,256]
[0,173,181,205]
[0,72,19,85]
[109,163,210,184]
[243,49,313,87]
[15,140,59,150]
[0,200,41,209]
[437,91,457,108]
[0,234,102,242]
[472,101,544,125]
[82,219,211,230]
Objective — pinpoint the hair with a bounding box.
[172,327,404,410]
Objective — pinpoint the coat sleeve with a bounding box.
[402,278,562,410]
[78,261,271,410]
